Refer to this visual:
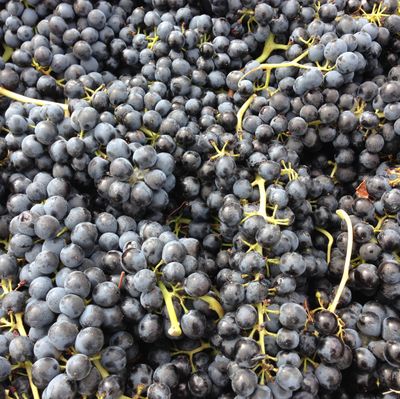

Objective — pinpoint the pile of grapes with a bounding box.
[1,0,400,398]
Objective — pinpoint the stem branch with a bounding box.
[0,87,69,116]
[328,210,353,313]
[158,281,182,337]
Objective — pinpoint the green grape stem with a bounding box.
[2,45,13,62]
[158,280,182,337]
[13,313,40,399]
[256,303,266,355]
[315,227,334,265]
[236,94,257,139]
[0,87,69,116]
[198,295,224,319]
[92,358,109,379]
[255,34,290,64]
[328,210,353,313]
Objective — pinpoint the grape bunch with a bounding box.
[1,0,400,398]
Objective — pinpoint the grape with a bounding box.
[336,51,360,74]
[153,363,179,389]
[184,271,211,297]
[276,365,303,391]
[181,309,206,339]
[315,364,342,391]
[42,373,77,399]
[188,371,212,397]
[324,38,347,62]
[317,335,345,364]
[147,382,171,399]
[92,281,120,307]
[74,327,104,356]
[0,357,12,381]
[98,344,127,374]
[66,354,91,381]
[31,357,61,388]
[59,293,84,318]
[231,367,258,396]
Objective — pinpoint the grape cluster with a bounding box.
[1,0,400,398]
